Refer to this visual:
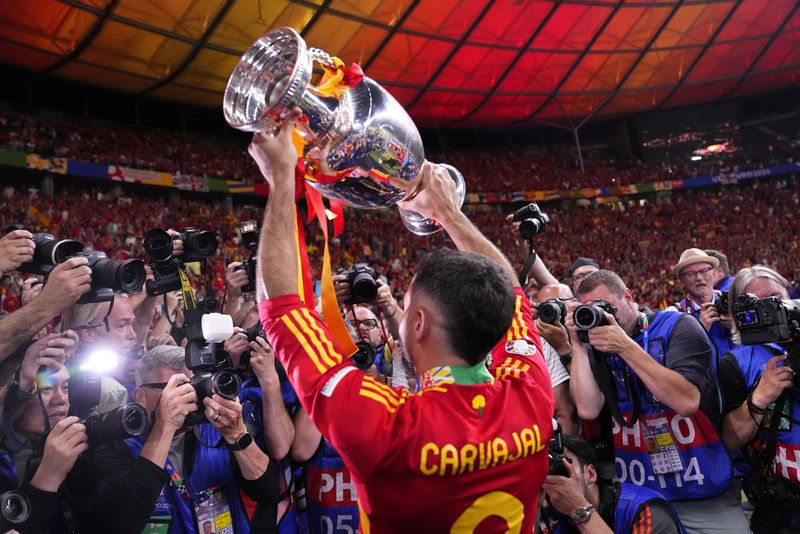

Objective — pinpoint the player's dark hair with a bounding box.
[562,434,598,468]
[413,248,515,366]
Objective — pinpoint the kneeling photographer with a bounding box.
[541,433,685,534]
[718,265,800,534]
[90,344,280,533]
[566,270,748,534]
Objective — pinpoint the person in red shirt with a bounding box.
[251,110,554,533]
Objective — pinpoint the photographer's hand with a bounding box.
[19,332,76,393]
[542,458,591,518]
[376,280,402,339]
[166,229,183,257]
[565,301,606,420]
[21,277,44,306]
[698,303,720,331]
[586,312,637,355]
[154,374,196,433]
[0,229,35,275]
[250,336,296,460]
[249,336,278,386]
[536,318,571,357]
[31,416,88,492]
[226,262,249,296]
[752,355,794,410]
[39,256,92,312]
[205,394,270,479]
[333,273,352,307]
[224,329,249,367]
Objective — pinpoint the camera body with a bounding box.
[512,203,550,240]
[341,264,379,304]
[713,290,730,315]
[537,298,567,325]
[573,300,618,343]
[238,220,259,293]
[742,473,800,510]
[182,298,241,426]
[733,294,800,345]
[548,420,568,476]
[144,228,218,296]
[19,233,84,276]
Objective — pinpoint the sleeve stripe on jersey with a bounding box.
[358,389,399,413]
[506,296,528,341]
[362,377,405,400]
[361,381,405,406]
[299,307,343,366]
[280,315,328,373]
[289,310,338,368]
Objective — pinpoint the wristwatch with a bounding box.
[571,504,596,525]
[225,431,253,451]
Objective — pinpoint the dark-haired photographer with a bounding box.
[541,434,685,534]
[566,270,748,533]
[718,265,800,534]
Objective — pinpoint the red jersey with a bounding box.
[260,287,554,533]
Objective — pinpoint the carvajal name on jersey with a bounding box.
[419,423,546,476]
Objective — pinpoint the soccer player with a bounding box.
[250,110,554,532]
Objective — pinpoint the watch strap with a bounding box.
[225,431,253,451]
[571,504,596,525]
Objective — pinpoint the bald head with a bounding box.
[538,283,574,301]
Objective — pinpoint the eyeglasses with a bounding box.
[351,319,378,330]
[681,266,715,280]
[140,382,167,390]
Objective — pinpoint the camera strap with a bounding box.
[588,347,640,428]
[518,241,537,288]
[757,391,788,476]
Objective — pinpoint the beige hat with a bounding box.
[672,248,719,276]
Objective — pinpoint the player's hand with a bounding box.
[0,229,35,274]
[752,355,795,409]
[248,108,301,191]
[542,457,592,518]
[398,162,459,223]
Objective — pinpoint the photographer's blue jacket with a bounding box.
[608,310,732,501]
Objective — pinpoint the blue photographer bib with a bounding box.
[609,311,732,501]
[304,440,359,534]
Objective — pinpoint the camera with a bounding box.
[350,341,376,371]
[179,228,219,263]
[512,203,550,241]
[742,474,800,509]
[183,298,241,426]
[143,228,218,296]
[733,294,800,345]
[74,250,146,304]
[0,490,30,526]
[537,298,566,325]
[340,264,379,304]
[237,220,259,293]
[713,290,730,315]
[18,232,84,276]
[548,420,568,476]
[573,300,617,343]
[69,356,148,443]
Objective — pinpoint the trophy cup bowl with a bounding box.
[223,26,465,236]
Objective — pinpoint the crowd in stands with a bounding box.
[3,109,796,193]
[2,176,799,314]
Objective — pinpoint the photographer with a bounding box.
[0,332,89,533]
[671,248,735,358]
[534,283,578,434]
[542,434,685,534]
[567,270,748,533]
[717,265,800,533]
[0,229,34,276]
[252,112,553,531]
[90,345,280,533]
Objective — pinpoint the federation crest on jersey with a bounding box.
[505,339,537,356]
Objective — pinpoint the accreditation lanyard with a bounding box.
[164,459,216,504]
[0,451,16,486]
[640,313,650,354]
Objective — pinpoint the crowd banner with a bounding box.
[108,165,173,187]
[1,150,798,203]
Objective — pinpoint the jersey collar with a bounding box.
[417,362,493,390]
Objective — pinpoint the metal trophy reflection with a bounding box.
[223,26,465,235]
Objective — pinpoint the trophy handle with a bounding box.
[398,164,466,236]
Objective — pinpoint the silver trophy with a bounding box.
[223,26,465,235]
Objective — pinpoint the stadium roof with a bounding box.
[1,0,799,127]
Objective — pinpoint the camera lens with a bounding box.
[538,302,561,325]
[350,341,376,370]
[144,229,174,262]
[0,490,30,524]
[90,256,146,294]
[211,371,242,400]
[85,403,148,443]
[574,304,603,330]
[185,231,218,257]
[351,272,378,302]
[120,403,147,436]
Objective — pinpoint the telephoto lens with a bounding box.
[143,228,174,262]
[84,403,148,443]
[180,229,219,262]
[77,251,146,294]
[573,300,617,343]
[342,264,379,304]
[537,299,566,325]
